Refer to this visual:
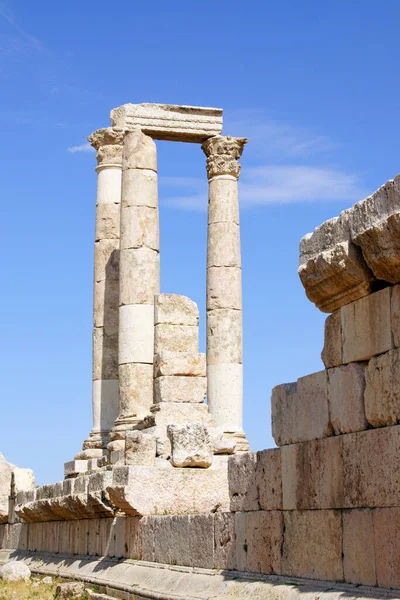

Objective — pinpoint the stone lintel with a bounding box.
[110,103,223,143]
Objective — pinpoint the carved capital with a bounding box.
[88,127,125,167]
[202,135,248,180]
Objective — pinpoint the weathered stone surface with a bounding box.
[93,279,119,327]
[144,402,210,428]
[167,423,212,468]
[299,211,374,313]
[391,284,400,347]
[327,363,367,434]
[119,363,153,419]
[120,168,158,208]
[272,371,332,446]
[111,103,223,143]
[282,436,343,510]
[207,363,243,434]
[154,294,199,326]
[282,510,343,581]
[154,351,206,377]
[0,454,15,522]
[365,348,400,427]
[125,431,156,466]
[55,581,85,598]
[202,135,247,180]
[207,222,241,268]
[207,266,242,311]
[373,507,400,589]
[120,205,159,251]
[95,202,120,241]
[321,310,342,368]
[257,450,283,511]
[341,286,392,363]
[343,509,376,586]
[206,309,242,364]
[88,127,124,166]
[235,511,282,574]
[208,178,240,224]
[92,326,118,380]
[122,129,157,171]
[64,460,88,478]
[0,561,31,581]
[118,304,154,365]
[350,174,400,283]
[119,247,160,305]
[154,324,198,354]
[93,238,119,283]
[154,376,206,404]
[213,437,236,455]
[214,512,236,570]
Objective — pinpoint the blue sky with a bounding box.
[1,1,399,485]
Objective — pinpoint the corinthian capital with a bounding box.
[201,135,248,180]
[88,127,125,167]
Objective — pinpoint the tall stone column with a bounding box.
[202,135,248,446]
[80,128,124,458]
[110,130,160,442]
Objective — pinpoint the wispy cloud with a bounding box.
[67,143,94,154]
[0,2,43,54]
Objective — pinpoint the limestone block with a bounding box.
[207,222,241,268]
[208,177,239,225]
[206,309,242,364]
[154,376,207,404]
[93,279,119,327]
[121,168,158,208]
[207,266,242,311]
[110,450,125,465]
[154,294,199,326]
[213,437,236,455]
[95,202,120,241]
[55,582,85,599]
[144,402,209,427]
[272,371,332,446]
[152,515,190,566]
[207,363,243,433]
[0,453,14,516]
[119,247,160,305]
[122,129,157,171]
[343,509,376,586]
[327,363,367,434]
[111,103,223,143]
[119,304,154,365]
[341,286,392,363]
[257,449,283,511]
[167,423,213,468]
[228,452,258,512]
[94,239,119,283]
[350,174,400,283]
[235,511,283,574]
[373,507,400,589]
[92,379,119,432]
[12,469,35,495]
[299,211,374,313]
[214,512,236,570]
[154,351,206,377]
[343,425,400,508]
[282,510,343,581]
[321,310,342,368]
[108,464,230,515]
[188,514,214,569]
[365,348,400,427]
[120,205,159,251]
[391,284,400,347]
[125,431,156,466]
[154,324,198,354]
[92,326,118,380]
[281,436,344,510]
[64,460,88,478]
[119,363,153,419]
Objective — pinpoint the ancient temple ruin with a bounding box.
[1,103,400,599]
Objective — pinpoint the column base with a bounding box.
[108,417,144,442]
[222,431,250,452]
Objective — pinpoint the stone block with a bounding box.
[189,514,214,569]
[350,174,400,283]
[168,423,213,468]
[282,436,343,510]
[95,202,120,241]
[92,326,118,380]
[272,371,332,446]
[341,286,392,363]
[153,515,190,566]
[214,512,236,570]
[343,509,376,586]
[343,425,400,507]
[121,168,158,208]
[93,279,119,328]
[282,510,343,581]
[206,309,242,364]
[125,431,156,466]
[207,266,242,311]
[122,129,157,170]
[391,283,400,346]
[94,238,119,283]
[154,376,206,404]
[154,294,199,326]
[119,247,160,305]
[154,351,206,377]
[12,468,35,493]
[321,310,342,368]
[235,511,283,574]
[257,449,282,511]
[228,452,258,512]
[373,507,400,589]
[298,210,374,313]
[208,178,239,225]
[327,363,367,434]
[144,402,209,427]
[207,222,241,268]
[126,515,142,560]
[118,304,154,365]
[64,460,88,478]
[111,103,223,143]
[120,205,159,251]
[365,348,400,427]
[154,323,198,354]
[213,437,236,455]
[119,363,153,420]
[110,450,124,465]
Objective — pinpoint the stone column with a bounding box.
[202,135,248,443]
[79,128,124,458]
[110,130,160,443]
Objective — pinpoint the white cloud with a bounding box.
[0,2,43,53]
[67,143,94,154]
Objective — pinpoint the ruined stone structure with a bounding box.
[1,104,400,599]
